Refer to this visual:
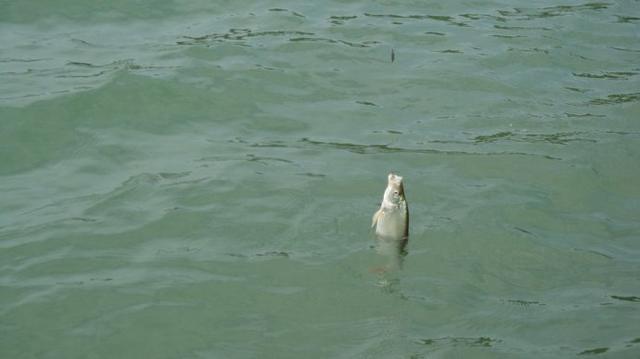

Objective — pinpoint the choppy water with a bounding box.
[1,1,640,358]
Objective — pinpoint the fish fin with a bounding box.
[372,209,382,228]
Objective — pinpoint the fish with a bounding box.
[370,173,409,274]
[372,173,409,240]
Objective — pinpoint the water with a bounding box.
[1,1,639,358]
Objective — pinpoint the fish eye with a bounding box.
[394,191,399,195]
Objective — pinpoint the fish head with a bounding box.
[383,173,405,205]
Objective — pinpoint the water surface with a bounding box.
[1,1,639,358]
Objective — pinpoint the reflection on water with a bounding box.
[374,235,408,272]
[371,234,408,292]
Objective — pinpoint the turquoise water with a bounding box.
[1,1,639,358]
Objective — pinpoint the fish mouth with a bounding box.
[388,173,403,184]
[384,173,406,203]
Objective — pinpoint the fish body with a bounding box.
[372,173,409,240]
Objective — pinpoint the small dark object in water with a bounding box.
[391,48,395,63]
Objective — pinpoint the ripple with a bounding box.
[70,38,95,46]
[588,92,640,105]
[611,47,640,52]
[328,15,357,25]
[246,154,296,165]
[565,113,606,118]
[249,137,562,160]
[268,8,305,18]
[610,295,640,303]
[288,37,374,48]
[573,71,638,80]
[472,131,596,145]
[504,299,546,306]
[0,58,175,105]
[565,86,591,93]
[178,29,315,45]
[0,58,51,63]
[460,13,507,22]
[296,172,326,178]
[363,13,468,27]
[497,3,610,19]
[578,347,608,355]
[491,34,527,39]
[494,25,552,31]
[329,15,357,20]
[255,251,290,258]
[157,171,191,180]
[615,15,640,23]
[419,336,501,348]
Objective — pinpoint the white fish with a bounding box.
[372,173,409,240]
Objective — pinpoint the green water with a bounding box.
[1,1,639,358]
